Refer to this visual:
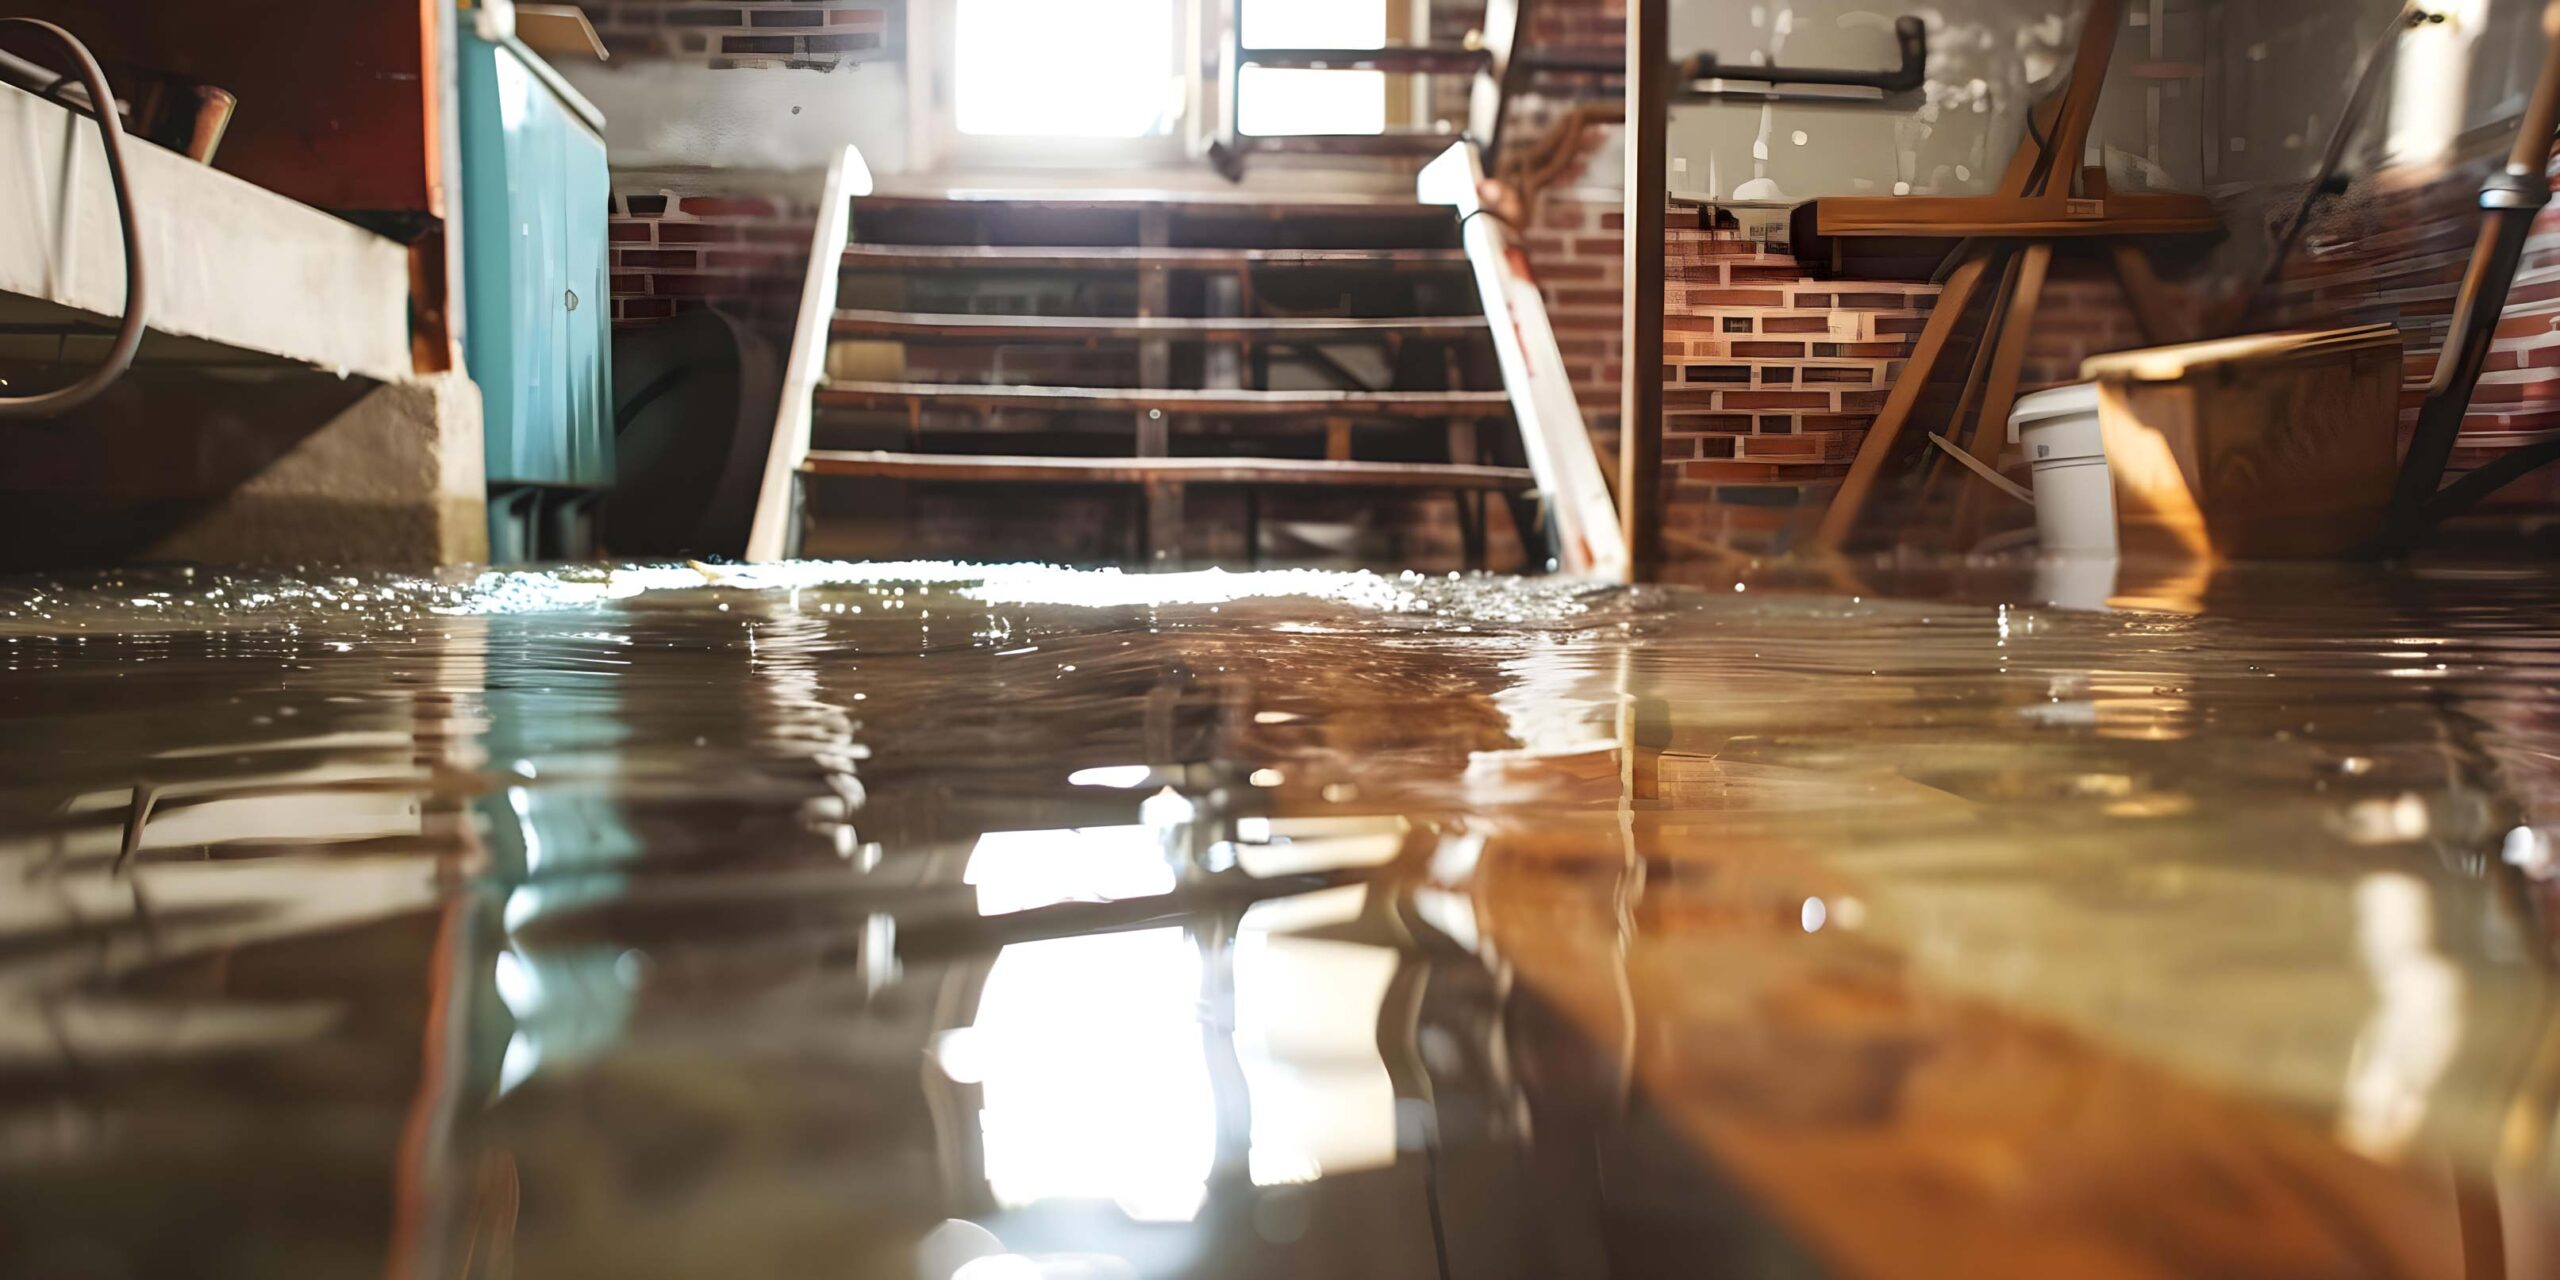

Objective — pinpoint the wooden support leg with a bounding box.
[1136,480,1186,566]
[2108,242,2186,347]
[1456,490,1487,570]
[1815,246,2002,551]
[1951,242,2054,542]
[1244,487,1261,567]
[1324,416,1354,462]
[1446,416,1482,468]
[1917,249,2027,505]
[1619,0,1670,580]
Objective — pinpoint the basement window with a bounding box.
[955,0,1181,137]
[1238,0,1388,136]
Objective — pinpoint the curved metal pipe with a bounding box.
[0,17,146,422]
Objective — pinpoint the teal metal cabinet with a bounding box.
[459,24,613,560]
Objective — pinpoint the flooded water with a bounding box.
[6,556,2560,1279]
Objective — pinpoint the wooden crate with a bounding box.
[2081,325,2403,559]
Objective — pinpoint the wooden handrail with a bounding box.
[745,143,872,562]
[1419,140,1629,580]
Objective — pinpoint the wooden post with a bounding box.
[1618,0,1669,580]
[1135,205,1181,567]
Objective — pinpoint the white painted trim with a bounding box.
[1419,141,1630,581]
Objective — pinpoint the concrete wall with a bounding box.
[2206,0,2545,187]
[557,57,911,175]
[1662,0,2202,204]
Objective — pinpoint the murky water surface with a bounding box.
[7,557,2560,1278]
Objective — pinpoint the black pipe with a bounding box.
[2385,0,2560,549]
[1523,15,1928,99]
[2385,172,2553,547]
[2423,433,2560,521]
[1675,16,1927,95]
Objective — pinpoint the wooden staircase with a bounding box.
[749,166,1591,571]
[743,0,1625,576]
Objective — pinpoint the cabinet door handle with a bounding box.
[564,288,580,312]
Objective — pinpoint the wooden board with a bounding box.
[800,450,1533,490]
[855,189,1452,217]
[841,244,1467,271]
[2,0,441,216]
[1813,192,2222,239]
[832,310,1489,342]
[1239,45,1488,73]
[814,381,1512,418]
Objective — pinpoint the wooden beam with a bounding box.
[744,144,871,563]
[1950,242,2052,540]
[1134,205,1180,566]
[1811,192,2219,239]
[799,451,1535,490]
[2037,0,2126,194]
[2108,242,2188,346]
[1619,0,1671,581]
[1814,246,1999,551]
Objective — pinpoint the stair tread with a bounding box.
[841,243,1466,270]
[800,450,1532,489]
[816,381,1512,417]
[1238,45,1489,72]
[1230,131,1464,154]
[855,189,1448,216]
[832,309,1489,341]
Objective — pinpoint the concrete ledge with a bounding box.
[0,370,486,569]
[0,79,414,383]
[148,374,488,567]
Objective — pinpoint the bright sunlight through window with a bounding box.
[955,0,1179,138]
[1238,0,1387,136]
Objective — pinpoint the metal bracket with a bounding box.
[2481,169,2553,211]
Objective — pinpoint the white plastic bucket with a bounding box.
[2007,382,2117,557]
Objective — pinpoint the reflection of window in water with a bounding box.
[1234,887,1400,1187]
[948,833,1401,1218]
[965,825,1176,916]
[957,827,1206,1220]
[955,0,1180,138]
[969,927,1215,1222]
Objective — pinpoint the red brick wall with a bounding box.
[607,189,817,326]
[576,2,894,68]
[1519,196,1627,426]
[2241,141,2560,508]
